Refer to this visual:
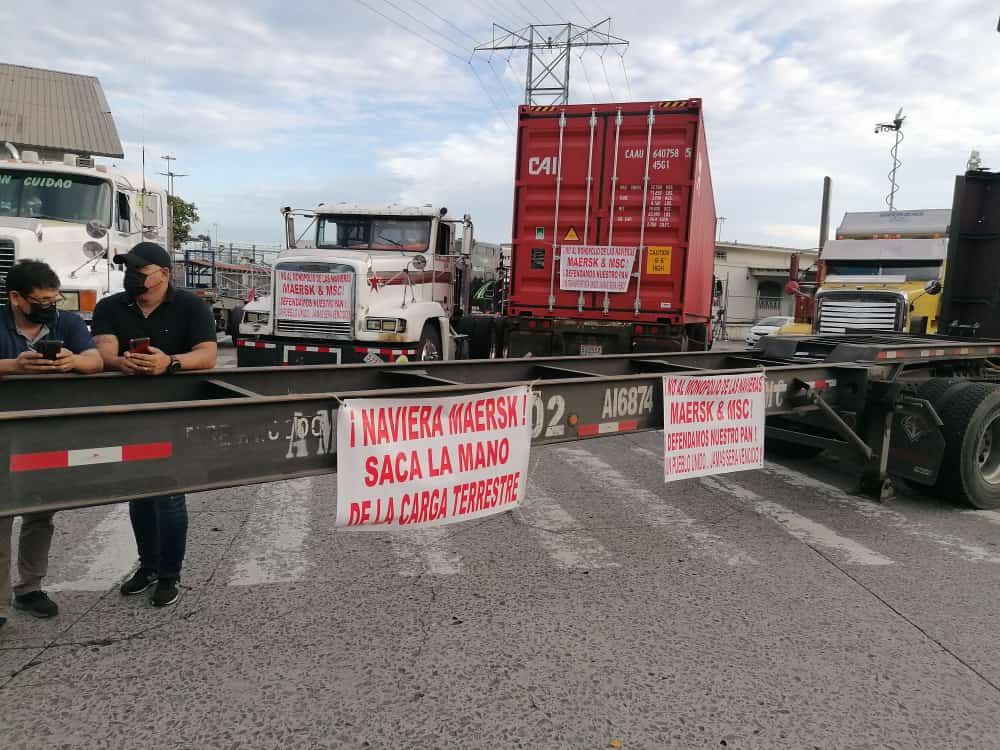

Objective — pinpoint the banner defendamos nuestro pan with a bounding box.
[662,373,766,482]
[559,245,638,293]
[336,386,532,529]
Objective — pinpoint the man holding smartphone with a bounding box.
[92,242,217,607]
[0,260,103,628]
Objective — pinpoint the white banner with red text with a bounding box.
[336,386,532,529]
[276,269,353,322]
[559,245,638,293]
[662,373,766,482]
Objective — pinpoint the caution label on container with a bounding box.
[646,246,672,275]
[563,227,579,242]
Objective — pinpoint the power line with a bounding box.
[569,0,593,25]
[577,51,596,101]
[516,0,544,24]
[486,57,519,111]
[409,0,480,44]
[541,0,565,21]
[618,50,632,98]
[352,0,466,61]
[352,0,513,130]
[468,61,515,133]
[378,0,470,56]
[598,50,615,100]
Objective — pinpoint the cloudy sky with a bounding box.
[5,0,998,248]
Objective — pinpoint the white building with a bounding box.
[713,241,817,339]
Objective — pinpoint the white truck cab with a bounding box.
[0,147,170,319]
[238,202,500,366]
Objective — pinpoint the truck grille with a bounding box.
[276,319,354,340]
[0,239,14,299]
[817,297,901,334]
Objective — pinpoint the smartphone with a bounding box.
[38,340,64,360]
[129,337,151,354]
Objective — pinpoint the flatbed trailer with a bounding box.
[2,332,999,518]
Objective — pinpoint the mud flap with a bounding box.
[887,397,945,486]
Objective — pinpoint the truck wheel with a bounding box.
[228,305,244,345]
[418,323,442,361]
[685,323,710,351]
[931,382,1000,509]
[469,318,498,359]
[765,438,823,459]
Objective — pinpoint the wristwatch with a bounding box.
[168,356,182,374]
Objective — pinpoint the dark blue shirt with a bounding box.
[0,306,96,359]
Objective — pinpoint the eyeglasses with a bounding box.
[24,294,65,306]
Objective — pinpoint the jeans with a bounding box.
[129,495,188,580]
[0,512,56,617]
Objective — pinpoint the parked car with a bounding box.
[746,315,793,346]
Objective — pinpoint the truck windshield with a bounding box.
[317,216,431,251]
[826,260,942,281]
[0,170,113,225]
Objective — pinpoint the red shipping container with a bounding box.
[509,100,716,328]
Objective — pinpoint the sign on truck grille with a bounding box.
[277,269,352,323]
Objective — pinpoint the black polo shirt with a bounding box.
[91,287,217,356]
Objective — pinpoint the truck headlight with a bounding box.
[82,241,105,259]
[244,311,270,325]
[365,317,407,332]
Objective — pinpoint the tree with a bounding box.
[169,195,200,249]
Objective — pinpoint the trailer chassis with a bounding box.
[2,333,999,517]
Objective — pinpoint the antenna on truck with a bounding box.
[874,108,905,212]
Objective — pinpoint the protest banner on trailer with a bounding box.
[336,386,532,529]
[559,245,638,293]
[662,373,766,482]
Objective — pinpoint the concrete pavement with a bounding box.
[3,428,1000,748]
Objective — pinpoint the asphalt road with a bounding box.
[4,343,1000,748]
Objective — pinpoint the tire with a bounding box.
[417,323,442,362]
[227,305,244,345]
[765,438,824,459]
[930,382,1000,509]
[469,318,498,359]
[685,323,710,351]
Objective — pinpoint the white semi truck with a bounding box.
[0,144,170,319]
[237,203,503,366]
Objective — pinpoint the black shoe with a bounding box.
[13,591,59,618]
[151,578,179,608]
[0,616,7,627]
[120,568,158,596]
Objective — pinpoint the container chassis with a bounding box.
[2,332,999,518]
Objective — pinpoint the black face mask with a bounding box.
[124,269,151,298]
[25,302,58,326]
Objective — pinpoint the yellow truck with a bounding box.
[798,209,948,335]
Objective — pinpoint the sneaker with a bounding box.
[120,568,158,596]
[13,590,59,618]
[151,578,179,608]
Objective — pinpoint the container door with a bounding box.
[510,110,606,314]
[596,106,698,319]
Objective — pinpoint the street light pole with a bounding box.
[716,217,727,242]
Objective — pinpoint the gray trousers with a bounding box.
[0,512,55,618]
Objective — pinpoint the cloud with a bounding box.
[4,0,998,252]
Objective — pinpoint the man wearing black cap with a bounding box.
[91,242,217,607]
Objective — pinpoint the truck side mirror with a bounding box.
[283,210,296,249]
[924,279,942,295]
[409,254,427,271]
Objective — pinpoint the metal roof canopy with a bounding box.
[0,63,124,158]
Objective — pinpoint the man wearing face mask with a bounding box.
[0,260,103,628]
[91,242,217,608]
